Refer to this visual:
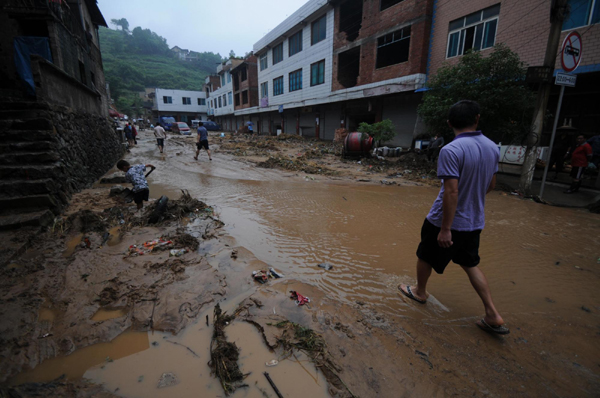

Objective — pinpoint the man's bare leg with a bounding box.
[207,149,212,160]
[400,258,432,302]
[461,265,504,326]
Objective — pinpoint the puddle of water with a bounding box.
[228,321,330,398]
[10,330,149,386]
[38,307,57,323]
[63,234,83,257]
[91,308,128,321]
[107,226,122,246]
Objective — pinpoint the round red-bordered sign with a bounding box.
[560,31,583,73]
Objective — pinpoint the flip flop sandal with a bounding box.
[398,285,426,304]
[477,319,510,335]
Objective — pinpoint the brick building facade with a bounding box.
[231,55,259,111]
[427,0,600,139]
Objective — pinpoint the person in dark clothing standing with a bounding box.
[427,134,445,162]
[194,122,212,161]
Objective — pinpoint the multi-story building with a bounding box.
[427,0,600,141]
[208,58,242,131]
[152,88,207,123]
[236,0,433,147]
[231,54,259,114]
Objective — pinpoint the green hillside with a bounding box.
[99,24,223,115]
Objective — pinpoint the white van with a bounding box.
[191,120,200,128]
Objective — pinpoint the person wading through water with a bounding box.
[399,100,509,335]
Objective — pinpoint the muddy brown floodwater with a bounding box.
[7,130,600,397]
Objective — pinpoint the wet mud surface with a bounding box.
[1,130,599,397]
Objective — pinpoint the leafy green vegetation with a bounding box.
[417,44,535,143]
[357,119,396,147]
[99,22,224,116]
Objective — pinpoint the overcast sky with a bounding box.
[97,0,309,56]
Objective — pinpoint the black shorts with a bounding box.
[197,140,209,150]
[133,189,149,204]
[416,219,482,274]
[570,166,586,179]
[156,138,164,146]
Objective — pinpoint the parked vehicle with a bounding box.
[172,122,191,135]
[191,119,201,128]
[158,116,176,131]
[202,121,221,131]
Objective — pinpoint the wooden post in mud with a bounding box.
[296,109,300,135]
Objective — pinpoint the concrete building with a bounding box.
[427,0,600,143]
[153,88,208,123]
[207,58,242,131]
[234,0,433,147]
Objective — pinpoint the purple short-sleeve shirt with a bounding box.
[426,131,499,231]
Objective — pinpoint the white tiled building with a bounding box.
[153,88,207,123]
[205,59,242,131]
[228,0,431,146]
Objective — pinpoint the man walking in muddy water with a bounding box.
[399,100,509,335]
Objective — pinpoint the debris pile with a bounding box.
[209,304,247,395]
[257,155,337,175]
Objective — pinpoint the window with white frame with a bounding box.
[227,72,231,83]
[446,4,500,58]
[182,97,191,105]
[197,98,206,105]
[221,74,225,86]
[260,53,268,71]
[228,92,233,105]
[563,0,600,30]
[273,76,284,96]
[163,96,172,104]
[223,94,227,106]
[261,82,268,98]
[376,25,411,68]
[273,42,284,64]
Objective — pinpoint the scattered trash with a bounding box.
[169,249,187,257]
[105,356,113,363]
[231,249,238,259]
[151,341,159,346]
[269,267,284,278]
[380,179,396,185]
[265,359,279,367]
[148,195,169,224]
[220,133,225,137]
[127,238,174,256]
[581,306,591,313]
[290,290,310,306]
[101,232,110,246]
[318,263,333,270]
[137,375,144,383]
[342,196,347,201]
[80,237,91,249]
[38,333,53,339]
[252,270,268,284]
[545,297,555,303]
[157,372,179,389]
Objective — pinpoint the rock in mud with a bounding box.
[109,185,125,197]
[157,372,179,388]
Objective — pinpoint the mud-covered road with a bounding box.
[3,129,600,397]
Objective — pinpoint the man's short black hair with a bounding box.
[448,100,480,129]
[117,160,130,170]
[198,122,203,126]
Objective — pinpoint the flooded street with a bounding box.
[7,130,600,397]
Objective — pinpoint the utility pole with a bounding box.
[518,0,569,196]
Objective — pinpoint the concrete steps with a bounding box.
[0,163,63,180]
[0,179,56,198]
[0,141,56,154]
[0,210,54,231]
[0,151,60,165]
[0,194,60,215]
[1,129,56,142]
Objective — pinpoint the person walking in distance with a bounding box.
[194,122,212,161]
[564,135,592,193]
[154,124,167,154]
[399,100,509,335]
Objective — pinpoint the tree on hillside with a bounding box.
[228,50,236,59]
[417,44,535,144]
[110,18,130,32]
[131,27,169,55]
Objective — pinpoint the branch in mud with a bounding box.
[208,304,248,395]
[165,339,200,358]
[273,321,358,398]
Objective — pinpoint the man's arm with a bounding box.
[145,164,155,170]
[438,178,458,248]
[486,174,496,194]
